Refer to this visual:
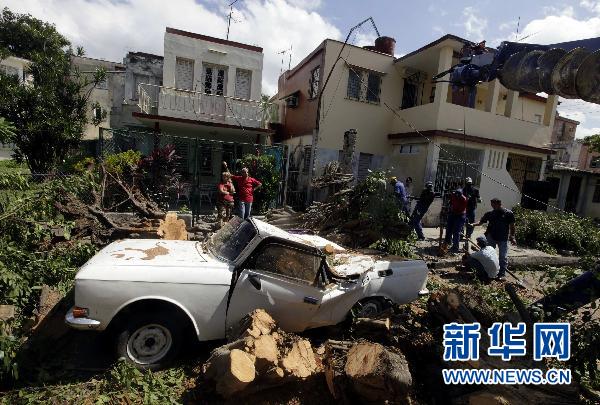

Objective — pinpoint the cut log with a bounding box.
[344,342,412,402]
[156,212,188,240]
[204,347,256,398]
[354,317,390,332]
[252,334,279,372]
[230,309,277,340]
[281,339,320,378]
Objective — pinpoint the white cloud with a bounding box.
[287,0,322,10]
[354,31,377,48]
[558,99,600,138]
[3,0,340,96]
[462,6,487,40]
[575,126,600,138]
[509,6,600,44]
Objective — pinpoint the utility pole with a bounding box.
[306,17,380,206]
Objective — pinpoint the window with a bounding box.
[302,146,312,174]
[366,72,381,103]
[199,145,213,175]
[593,179,600,203]
[252,244,321,283]
[347,69,361,100]
[590,156,600,168]
[308,66,320,99]
[0,64,19,79]
[346,67,382,104]
[203,64,227,96]
[357,152,372,181]
[398,144,419,154]
[175,57,194,90]
[234,69,252,99]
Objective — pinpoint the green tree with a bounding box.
[240,153,281,214]
[0,8,105,173]
[583,133,600,153]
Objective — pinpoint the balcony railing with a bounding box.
[138,83,279,129]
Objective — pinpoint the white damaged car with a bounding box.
[66,216,429,369]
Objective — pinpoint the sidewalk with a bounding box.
[416,226,579,269]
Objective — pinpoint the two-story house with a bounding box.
[276,34,559,221]
[103,27,279,193]
[550,115,580,166]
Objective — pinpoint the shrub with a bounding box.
[370,238,416,258]
[514,206,600,256]
[104,150,142,175]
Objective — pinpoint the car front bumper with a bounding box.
[65,307,101,330]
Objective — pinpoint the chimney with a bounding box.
[374,36,396,56]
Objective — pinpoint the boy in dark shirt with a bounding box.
[410,181,435,240]
[444,189,467,253]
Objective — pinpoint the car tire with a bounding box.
[115,311,183,370]
[354,298,385,318]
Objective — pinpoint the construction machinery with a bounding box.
[433,37,600,106]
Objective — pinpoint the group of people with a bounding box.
[390,175,516,282]
[216,162,262,225]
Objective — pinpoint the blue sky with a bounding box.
[5,0,600,136]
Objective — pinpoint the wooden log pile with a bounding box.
[202,309,322,398]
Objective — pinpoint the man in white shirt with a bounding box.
[463,236,500,282]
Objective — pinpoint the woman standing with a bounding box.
[217,172,235,226]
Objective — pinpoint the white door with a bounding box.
[234,69,251,100]
[226,243,325,332]
[175,58,194,90]
[202,64,227,120]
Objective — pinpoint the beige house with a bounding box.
[71,55,125,141]
[276,34,559,220]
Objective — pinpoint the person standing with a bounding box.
[462,177,481,239]
[231,167,261,219]
[217,172,235,226]
[410,181,435,241]
[462,236,500,282]
[390,176,412,216]
[444,189,467,253]
[471,198,516,279]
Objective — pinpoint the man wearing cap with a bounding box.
[462,177,481,240]
[390,176,412,216]
[410,181,436,240]
[462,236,500,282]
[444,189,468,253]
[472,198,516,279]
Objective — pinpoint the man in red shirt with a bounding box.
[444,189,467,253]
[231,167,262,219]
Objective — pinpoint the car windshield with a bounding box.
[207,217,257,262]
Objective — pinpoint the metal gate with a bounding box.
[434,144,484,195]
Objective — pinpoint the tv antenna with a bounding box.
[277,45,293,73]
[226,0,241,40]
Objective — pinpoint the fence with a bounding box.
[98,127,289,214]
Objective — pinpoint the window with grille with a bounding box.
[308,66,320,99]
[203,64,227,96]
[347,69,361,100]
[234,69,251,99]
[398,144,419,154]
[175,58,194,90]
[366,72,381,103]
[303,146,312,174]
[357,153,373,181]
[593,179,600,203]
[346,67,381,104]
[506,153,542,191]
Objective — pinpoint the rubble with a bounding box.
[156,212,188,240]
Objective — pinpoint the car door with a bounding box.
[226,242,326,332]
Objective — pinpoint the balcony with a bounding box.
[138,83,278,129]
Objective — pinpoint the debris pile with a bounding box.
[202,309,321,398]
[310,161,353,190]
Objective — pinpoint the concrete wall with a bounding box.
[162,30,263,101]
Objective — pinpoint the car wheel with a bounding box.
[355,298,384,318]
[115,312,182,370]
